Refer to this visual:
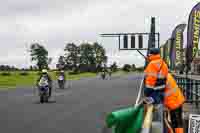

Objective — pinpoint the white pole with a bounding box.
[141,104,154,133]
[135,75,144,106]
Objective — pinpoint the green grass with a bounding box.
[65,72,97,80]
[50,71,97,80]
[0,71,39,89]
[0,71,97,89]
[0,70,134,89]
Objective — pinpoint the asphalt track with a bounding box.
[0,74,141,133]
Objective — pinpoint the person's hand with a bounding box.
[143,97,154,104]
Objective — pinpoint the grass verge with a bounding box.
[0,70,135,89]
[0,71,97,89]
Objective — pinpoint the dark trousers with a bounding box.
[170,107,183,129]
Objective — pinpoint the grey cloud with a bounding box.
[0,0,198,68]
[0,0,105,18]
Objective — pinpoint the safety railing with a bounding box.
[173,74,200,107]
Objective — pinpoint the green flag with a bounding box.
[106,105,144,133]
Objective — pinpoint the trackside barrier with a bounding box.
[173,75,200,107]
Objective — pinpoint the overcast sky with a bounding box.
[0,0,198,68]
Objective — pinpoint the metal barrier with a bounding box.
[173,75,200,107]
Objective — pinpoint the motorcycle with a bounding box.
[38,77,49,103]
[57,75,65,89]
[101,72,106,80]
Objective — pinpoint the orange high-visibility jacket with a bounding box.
[164,73,185,110]
[144,54,168,90]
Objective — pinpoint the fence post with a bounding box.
[185,77,188,100]
[183,78,185,89]
[195,80,198,107]
[180,77,183,91]
[190,78,192,102]
[181,78,183,95]
[191,79,194,104]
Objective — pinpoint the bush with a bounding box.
[1,72,11,76]
[111,62,118,72]
[19,72,29,76]
[74,67,80,73]
[122,64,132,72]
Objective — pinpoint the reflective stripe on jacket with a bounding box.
[145,84,166,90]
[144,54,168,89]
[164,73,185,110]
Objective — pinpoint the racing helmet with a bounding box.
[42,69,48,74]
[61,70,64,73]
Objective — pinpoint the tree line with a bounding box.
[0,65,19,71]
[30,42,109,73]
[122,64,144,72]
[0,65,40,71]
[0,42,143,72]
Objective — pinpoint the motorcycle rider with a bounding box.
[101,67,106,80]
[37,69,53,97]
[57,70,66,88]
[108,68,112,79]
[59,70,66,80]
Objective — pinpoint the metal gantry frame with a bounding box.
[100,32,160,66]
[100,32,160,51]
